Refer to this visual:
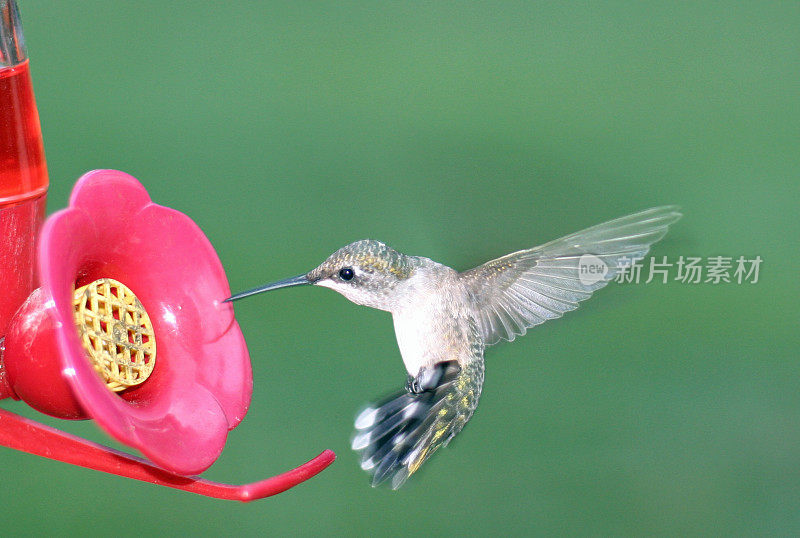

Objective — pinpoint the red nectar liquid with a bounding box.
[0,59,47,204]
[0,59,47,337]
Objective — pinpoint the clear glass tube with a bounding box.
[0,0,27,67]
[0,0,47,337]
[0,0,47,204]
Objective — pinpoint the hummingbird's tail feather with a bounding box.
[351,359,484,489]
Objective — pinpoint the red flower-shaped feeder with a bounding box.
[0,170,334,500]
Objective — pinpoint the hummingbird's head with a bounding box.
[306,239,413,311]
[225,239,414,311]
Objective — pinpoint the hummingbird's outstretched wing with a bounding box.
[351,358,484,489]
[460,205,682,345]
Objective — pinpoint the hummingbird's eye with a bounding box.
[339,267,355,281]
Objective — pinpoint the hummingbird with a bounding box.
[226,205,681,489]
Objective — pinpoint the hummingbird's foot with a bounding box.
[405,375,424,394]
[405,361,461,394]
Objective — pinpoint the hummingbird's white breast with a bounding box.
[390,262,477,377]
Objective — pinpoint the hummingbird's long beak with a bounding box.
[224,274,310,302]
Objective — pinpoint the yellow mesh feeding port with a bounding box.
[72,278,156,392]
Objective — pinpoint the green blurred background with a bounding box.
[2,1,797,535]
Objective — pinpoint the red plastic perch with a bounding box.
[0,408,335,501]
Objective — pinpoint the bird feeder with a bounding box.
[0,2,333,501]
